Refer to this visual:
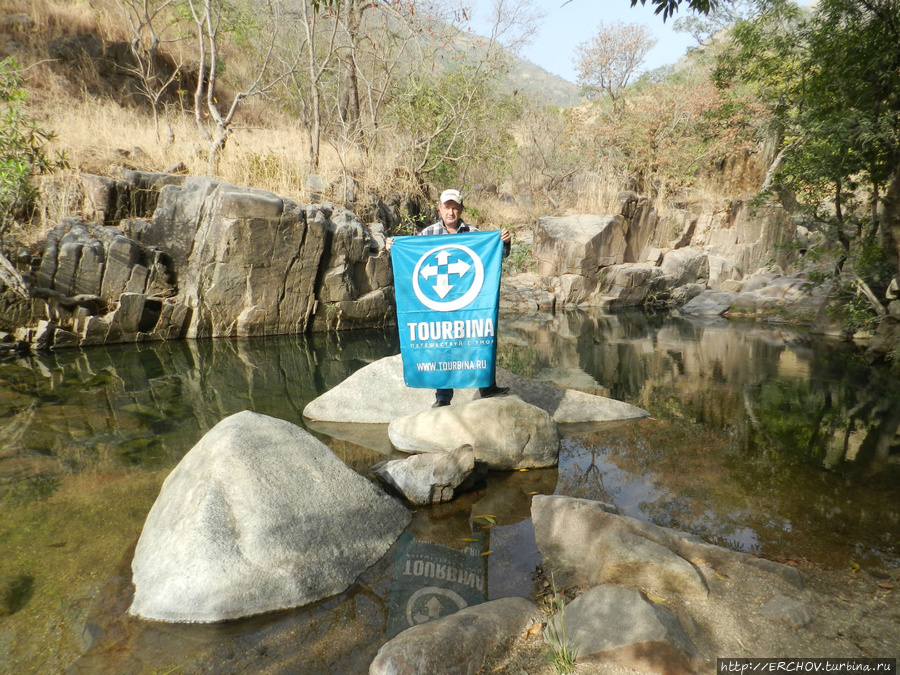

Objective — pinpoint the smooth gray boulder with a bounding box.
[681,289,738,317]
[302,354,649,426]
[388,396,560,470]
[587,527,709,597]
[597,263,672,308]
[369,596,541,675]
[532,495,803,598]
[371,445,480,505]
[547,585,698,674]
[129,410,411,623]
[731,275,828,316]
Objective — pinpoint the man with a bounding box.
[387,188,512,407]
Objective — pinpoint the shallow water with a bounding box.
[1,310,898,673]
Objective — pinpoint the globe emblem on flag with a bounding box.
[411,243,485,312]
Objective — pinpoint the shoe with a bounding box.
[432,400,451,408]
[479,385,509,399]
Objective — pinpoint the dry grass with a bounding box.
[570,171,628,216]
[5,0,690,241]
[36,94,424,230]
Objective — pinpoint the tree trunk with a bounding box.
[339,0,361,129]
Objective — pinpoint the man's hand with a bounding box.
[385,236,395,251]
[500,228,511,244]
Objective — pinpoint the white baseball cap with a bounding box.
[439,189,463,205]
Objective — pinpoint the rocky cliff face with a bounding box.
[1,172,394,350]
[520,190,798,309]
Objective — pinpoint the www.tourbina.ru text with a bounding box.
[415,360,488,372]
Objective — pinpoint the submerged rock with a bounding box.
[129,410,410,623]
[369,597,542,675]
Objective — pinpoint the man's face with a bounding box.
[439,199,462,229]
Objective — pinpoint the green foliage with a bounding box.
[1,58,68,239]
[717,0,900,230]
[849,235,896,291]
[387,65,521,186]
[543,575,576,674]
[715,0,900,340]
[829,281,881,334]
[503,242,536,274]
[631,0,720,21]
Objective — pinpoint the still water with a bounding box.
[1,310,898,673]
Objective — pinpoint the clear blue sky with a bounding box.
[465,0,699,84]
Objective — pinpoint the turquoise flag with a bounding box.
[391,231,503,389]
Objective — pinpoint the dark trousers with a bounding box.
[435,382,498,403]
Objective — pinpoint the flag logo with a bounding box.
[391,231,502,389]
[412,244,485,312]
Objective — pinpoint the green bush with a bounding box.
[1,58,68,241]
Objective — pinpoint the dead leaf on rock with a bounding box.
[525,622,543,640]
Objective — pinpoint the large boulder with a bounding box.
[597,263,672,308]
[660,247,709,287]
[730,274,829,320]
[129,410,411,622]
[531,496,709,598]
[547,585,699,674]
[388,396,560,470]
[531,495,804,595]
[302,354,649,427]
[533,214,628,278]
[681,289,738,317]
[175,184,323,338]
[499,272,556,313]
[369,597,542,675]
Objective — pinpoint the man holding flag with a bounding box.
[386,189,512,407]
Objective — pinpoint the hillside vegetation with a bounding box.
[1,0,899,340]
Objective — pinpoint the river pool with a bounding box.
[1,310,898,673]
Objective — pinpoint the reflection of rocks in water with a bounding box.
[502,308,900,480]
[0,331,399,475]
[306,419,393,455]
[325,436,393,474]
[73,538,397,674]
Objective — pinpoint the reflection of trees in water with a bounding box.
[501,310,899,566]
[742,349,900,474]
[0,330,399,493]
[556,439,614,504]
[500,310,900,475]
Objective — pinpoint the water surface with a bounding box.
[1,310,897,673]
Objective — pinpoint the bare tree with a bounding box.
[386,0,542,181]
[575,21,657,110]
[288,0,341,169]
[114,0,188,141]
[187,0,302,174]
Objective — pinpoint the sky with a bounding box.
[465,0,700,84]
